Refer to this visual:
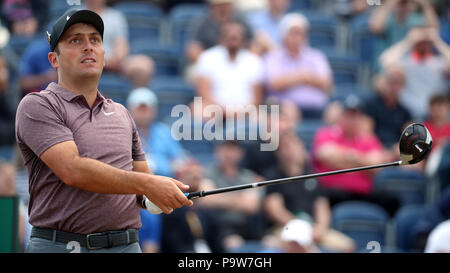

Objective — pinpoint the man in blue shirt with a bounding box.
[127,87,186,178]
[19,38,57,95]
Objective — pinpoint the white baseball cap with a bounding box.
[279,13,310,37]
[281,219,313,246]
[127,87,158,109]
[425,220,450,253]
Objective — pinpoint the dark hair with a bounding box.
[429,93,450,106]
[54,44,60,55]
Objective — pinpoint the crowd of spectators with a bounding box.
[0,0,449,253]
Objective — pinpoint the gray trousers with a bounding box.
[26,237,142,253]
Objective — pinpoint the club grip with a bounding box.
[144,198,162,214]
[185,191,204,199]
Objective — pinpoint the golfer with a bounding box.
[15,9,193,253]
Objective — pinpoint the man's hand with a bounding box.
[144,175,193,214]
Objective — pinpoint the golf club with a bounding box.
[144,123,432,213]
[185,122,433,199]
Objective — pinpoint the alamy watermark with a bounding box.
[170,97,280,151]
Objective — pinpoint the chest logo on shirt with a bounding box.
[103,111,116,116]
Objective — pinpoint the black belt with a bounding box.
[31,227,139,250]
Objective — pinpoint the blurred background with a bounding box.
[0,0,450,253]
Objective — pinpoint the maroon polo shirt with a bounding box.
[15,82,146,234]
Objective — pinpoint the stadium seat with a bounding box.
[320,47,359,85]
[301,10,337,49]
[98,72,132,106]
[5,35,40,57]
[288,0,312,11]
[374,168,427,207]
[168,4,207,53]
[297,119,324,152]
[114,2,163,43]
[149,76,195,122]
[394,205,425,252]
[332,201,389,251]
[349,11,376,65]
[49,0,80,19]
[131,38,180,76]
[0,145,14,162]
[330,83,372,103]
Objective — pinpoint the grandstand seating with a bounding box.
[130,38,180,76]
[332,201,389,251]
[168,4,207,54]
[374,168,427,207]
[394,205,425,252]
[98,72,132,106]
[114,1,164,43]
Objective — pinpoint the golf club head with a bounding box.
[399,123,432,165]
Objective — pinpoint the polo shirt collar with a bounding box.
[47,82,106,105]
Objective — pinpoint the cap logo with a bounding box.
[46,31,51,43]
[66,15,70,21]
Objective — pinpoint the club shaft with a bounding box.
[186,161,402,199]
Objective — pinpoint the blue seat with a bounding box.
[374,168,426,207]
[394,205,425,252]
[320,47,359,85]
[169,4,207,53]
[350,11,377,64]
[297,119,324,152]
[288,0,312,11]
[332,201,389,251]
[149,76,195,121]
[114,2,163,43]
[131,38,181,76]
[98,72,132,106]
[331,84,372,103]
[49,0,81,19]
[0,146,14,162]
[5,35,40,57]
[302,11,337,49]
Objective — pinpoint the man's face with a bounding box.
[215,143,243,166]
[130,104,156,129]
[221,23,245,52]
[269,0,290,14]
[340,110,362,137]
[49,23,104,80]
[284,25,307,51]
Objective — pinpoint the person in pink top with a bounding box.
[424,93,450,150]
[312,95,388,195]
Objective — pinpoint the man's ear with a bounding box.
[48,51,58,69]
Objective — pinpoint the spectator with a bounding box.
[243,100,300,177]
[0,160,30,251]
[194,21,264,117]
[369,0,439,60]
[85,0,154,87]
[127,87,186,177]
[439,3,450,45]
[411,186,450,251]
[0,53,15,146]
[202,140,264,251]
[425,219,450,253]
[264,13,333,119]
[280,219,320,253]
[246,0,291,55]
[1,0,38,37]
[380,26,450,120]
[363,66,412,149]
[160,160,225,253]
[312,95,400,214]
[185,0,253,76]
[139,209,161,253]
[263,130,356,252]
[19,38,57,95]
[424,93,450,149]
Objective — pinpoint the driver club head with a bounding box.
[399,123,432,165]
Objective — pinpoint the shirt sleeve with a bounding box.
[125,109,146,162]
[15,94,74,157]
